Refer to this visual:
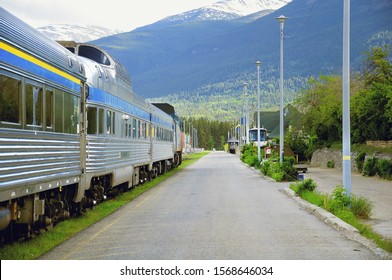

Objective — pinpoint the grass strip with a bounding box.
[290,182,392,254]
[0,151,209,260]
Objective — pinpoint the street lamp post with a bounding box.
[244,83,249,145]
[342,0,352,196]
[189,123,192,152]
[256,61,262,162]
[276,15,288,163]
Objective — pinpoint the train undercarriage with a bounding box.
[0,184,79,243]
[0,153,182,245]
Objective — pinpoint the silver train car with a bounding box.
[0,8,183,242]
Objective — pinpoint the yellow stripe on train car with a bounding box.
[0,41,81,85]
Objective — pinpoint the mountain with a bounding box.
[157,0,292,25]
[209,0,292,16]
[92,0,392,103]
[38,24,119,42]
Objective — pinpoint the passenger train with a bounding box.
[0,8,184,243]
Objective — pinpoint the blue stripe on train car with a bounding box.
[88,86,151,121]
[0,45,81,93]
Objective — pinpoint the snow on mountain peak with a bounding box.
[163,0,292,24]
[38,24,119,42]
[209,0,292,17]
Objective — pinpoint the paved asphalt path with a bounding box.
[41,152,379,260]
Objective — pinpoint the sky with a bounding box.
[1,0,218,31]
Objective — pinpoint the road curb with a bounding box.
[241,159,392,259]
[281,187,392,260]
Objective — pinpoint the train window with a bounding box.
[64,94,79,134]
[128,123,132,138]
[99,108,104,134]
[87,107,97,135]
[140,122,146,138]
[65,47,75,53]
[137,120,141,138]
[45,90,53,129]
[112,112,116,135]
[106,110,112,134]
[132,119,137,138]
[74,96,80,133]
[78,45,111,66]
[124,123,130,137]
[54,90,64,132]
[26,84,43,127]
[0,74,20,124]
[147,124,151,138]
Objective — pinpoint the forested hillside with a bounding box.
[149,75,307,122]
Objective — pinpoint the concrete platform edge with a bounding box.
[281,187,392,260]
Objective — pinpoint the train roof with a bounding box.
[57,41,132,88]
[0,7,85,81]
[152,103,182,123]
[152,103,175,115]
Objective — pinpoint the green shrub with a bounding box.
[271,170,285,181]
[327,159,335,168]
[241,144,260,167]
[332,186,351,206]
[245,153,259,167]
[363,157,378,176]
[355,151,366,173]
[262,157,297,182]
[321,193,335,212]
[260,160,270,175]
[323,186,373,219]
[290,179,317,194]
[322,186,351,214]
[280,157,298,181]
[351,194,373,219]
[376,158,392,180]
[299,179,317,193]
[269,161,284,181]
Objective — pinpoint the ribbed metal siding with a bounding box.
[152,141,174,162]
[86,136,151,173]
[0,129,81,190]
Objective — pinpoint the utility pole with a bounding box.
[256,61,262,162]
[276,15,288,163]
[244,83,249,145]
[342,0,352,196]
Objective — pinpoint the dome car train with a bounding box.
[0,8,184,243]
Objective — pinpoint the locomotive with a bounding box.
[0,8,184,242]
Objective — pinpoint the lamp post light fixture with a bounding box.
[256,61,262,162]
[275,15,288,163]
